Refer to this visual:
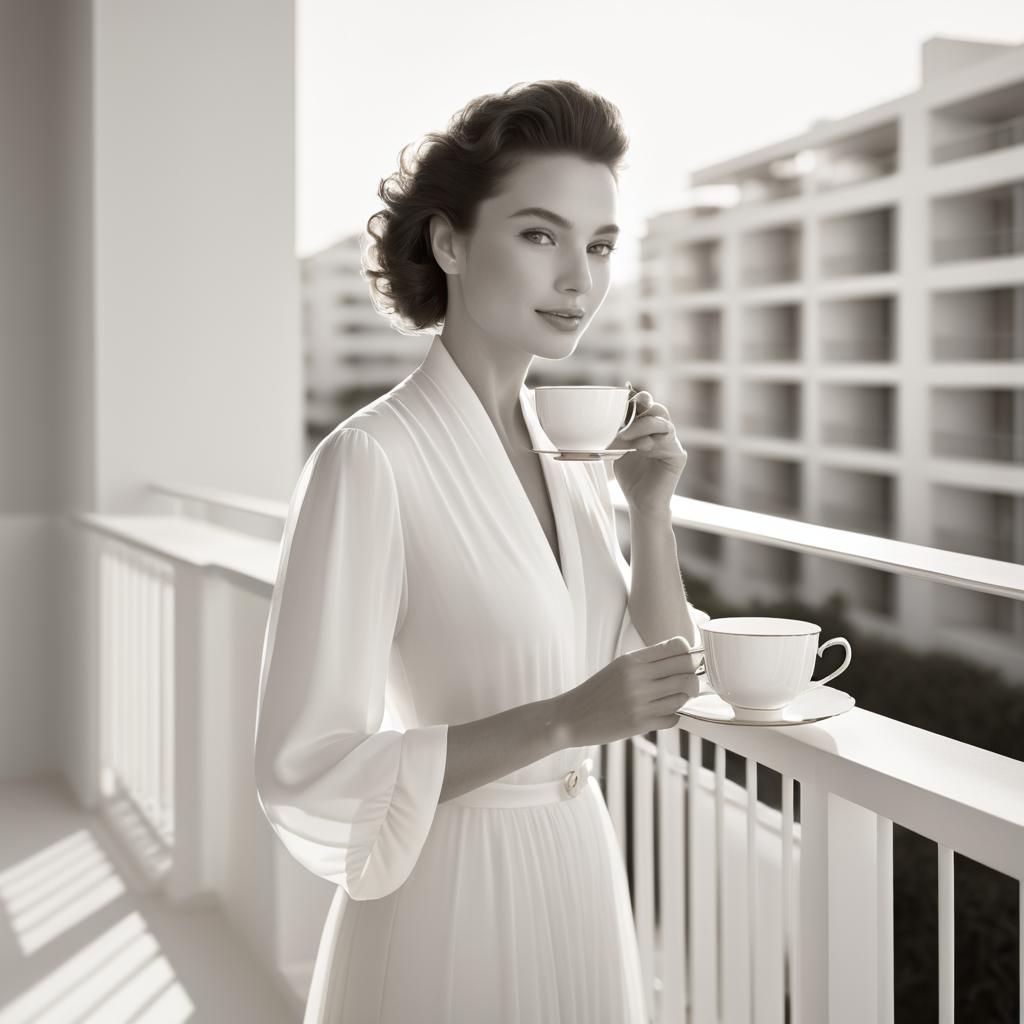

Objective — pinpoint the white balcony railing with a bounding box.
[73,482,1024,1022]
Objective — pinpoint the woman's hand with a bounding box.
[609,386,687,516]
[555,635,704,748]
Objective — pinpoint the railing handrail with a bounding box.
[147,481,286,522]
[617,487,1024,602]
[84,481,1024,604]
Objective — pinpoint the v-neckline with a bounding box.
[417,335,574,600]
[503,412,566,586]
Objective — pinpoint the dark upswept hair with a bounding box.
[361,80,630,335]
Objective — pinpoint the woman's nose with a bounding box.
[555,251,593,294]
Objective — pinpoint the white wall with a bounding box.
[0,0,300,786]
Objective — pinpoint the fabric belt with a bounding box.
[449,757,596,809]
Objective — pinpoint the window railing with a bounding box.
[743,414,801,440]
[933,332,1019,361]
[821,246,893,277]
[740,487,802,518]
[933,526,1017,563]
[932,226,1024,263]
[814,151,899,192]
[821,337,893,362]
[741,256,801,285]
[821,421,895,450]
[742,340,800,361]
[932,113,1024,163]
[932,427,1023,463]
[820,501,894,539]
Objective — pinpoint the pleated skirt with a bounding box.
[303,776,648,1023]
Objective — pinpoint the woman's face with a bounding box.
[439,152,620,361]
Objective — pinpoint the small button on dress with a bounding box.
[253,334,708,1024]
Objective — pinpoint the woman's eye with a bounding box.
[521,230,617,257]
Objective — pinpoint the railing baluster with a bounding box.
[117,551,128,792]
[99,549,112,794]
[798,781,829,1024]
[715,744,726,1021]
[632,738,656,1012]
[689,731,719,1024]
[783,775,795,1024]
[939,844,954,1024]
[144,560,155,818]
[604,739,626,865]
[161,572,175,841]
[747,756,759,1024]
[657,729,685,1021]
[878,817,894,1024]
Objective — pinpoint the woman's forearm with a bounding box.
[627,504,699,649]
[438,695,575,804]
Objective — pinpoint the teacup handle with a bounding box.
[621,383,639,431]
[807,637,851,689]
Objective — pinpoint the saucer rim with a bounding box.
[673,687,855,727]
[530,446,637,456]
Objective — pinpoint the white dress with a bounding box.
[253,334,708,1023]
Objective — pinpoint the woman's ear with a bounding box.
[428,214,460,275]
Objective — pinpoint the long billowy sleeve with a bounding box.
[588,461,709,658]
[253,426,448,901]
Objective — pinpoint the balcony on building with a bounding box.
[819,467,896,539]
[734,155,808,204]
[935,579,1023,645]
[740,223,802,286]
[691,157,810,212]
[820,295,897,362]
[932,387,1024,463]
[677,444,723,503]
[741,302,802,362]
[932,181,1024,263]
[932,484,1024,563]
[672,308,722,362]
[931,80,1024,164]
[671,238,722,293]
[736,538,803,595]
[674,524,724,573]
[820,383,897,451]
[932,286,1024,361]
[820,206,897,278]
[738,454,802,518]
[818,559,897,617]
[673,377,722,431]
[742,381,802,440]
[812,120,900,193]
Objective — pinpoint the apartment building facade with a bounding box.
[635,36,1024,681]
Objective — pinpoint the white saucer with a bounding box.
[531,447,636,462]
[675,685,855,727]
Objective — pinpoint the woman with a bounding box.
[254,79,708,1023]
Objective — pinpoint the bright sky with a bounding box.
[297,0,1022,282]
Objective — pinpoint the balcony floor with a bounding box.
[0,777,297,1023]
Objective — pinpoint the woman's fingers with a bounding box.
[620,416,673,441]
[647,651,705,681]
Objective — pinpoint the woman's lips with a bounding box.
[536,310,582,331]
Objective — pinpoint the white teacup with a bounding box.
[534,386,639,452]
[701,617,852,720]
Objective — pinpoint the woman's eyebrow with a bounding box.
[508,207,620,235]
